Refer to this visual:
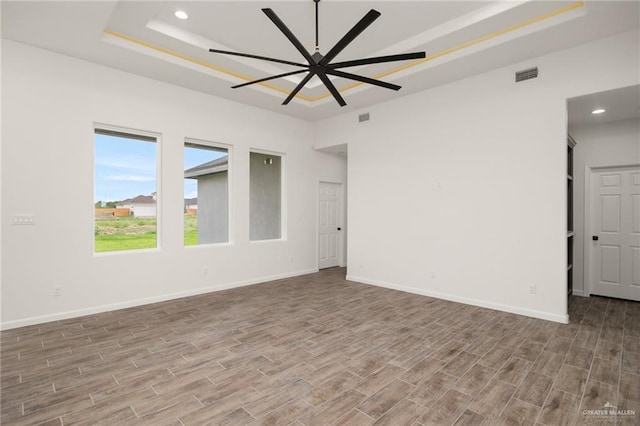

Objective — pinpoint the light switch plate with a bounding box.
[12,215,36,225]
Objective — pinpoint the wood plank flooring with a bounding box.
[1,268,638,425]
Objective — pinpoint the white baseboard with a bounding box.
[346,275,569,324]
[1,268,318,330]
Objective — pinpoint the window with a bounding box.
[184,141,229,245]
[94,128,158,252]
[250,152,282,241]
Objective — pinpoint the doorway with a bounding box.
[567,85,640,307]
[318,182,342,269]
[586,165,640,301]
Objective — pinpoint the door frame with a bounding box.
[583,162,640,297]
[317,181,345,269]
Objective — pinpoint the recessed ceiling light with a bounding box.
[591,108,606,114]
[175,10,189,20]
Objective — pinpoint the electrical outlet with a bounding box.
[529,285,537,295]
[431,272,436,279]
[203,267,208,276]
[53,286,62,297]
[289,256,294,263]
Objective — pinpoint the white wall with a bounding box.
[315,30,639,323]
[3,29,636,328]
[569,117,640,296]
[0,29,3,327]
[0,40,345,329]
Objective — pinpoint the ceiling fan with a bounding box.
[209,0,426,107]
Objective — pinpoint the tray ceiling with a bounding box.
[2,1,639,121]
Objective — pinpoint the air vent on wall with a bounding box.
[515,67,538,82]
[359,113,370,123]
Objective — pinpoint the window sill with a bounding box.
[250,238,287,244]
[93,247,161,257]
[184,242,234,249]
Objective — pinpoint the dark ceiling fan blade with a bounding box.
[262,8,315,65]
[232,69,310,89]
[282,71,316,105]
[325,69,401,91]
[209,48,308,68]
[319,9,381,66]
[317,71,347,107]
[328,52,426,69]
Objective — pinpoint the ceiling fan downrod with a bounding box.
[314,0,320,53]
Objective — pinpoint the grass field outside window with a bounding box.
[94,216,198,252]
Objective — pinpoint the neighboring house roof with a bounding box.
[184,156,228,179]
[184,197,198,207]
[117,195,156,205]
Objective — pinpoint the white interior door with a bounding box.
[319,182,341,269]
[590,167,640,301]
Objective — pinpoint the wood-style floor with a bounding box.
[1,268,638,425]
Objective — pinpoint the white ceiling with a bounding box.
[568,85,640,127]
[2,1,639,121]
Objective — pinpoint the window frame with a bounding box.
[93,123,162,255]
[183,137,233,248]
[249,148,286,243]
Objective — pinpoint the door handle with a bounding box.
[592,235,599,241]
[337,227,341,231]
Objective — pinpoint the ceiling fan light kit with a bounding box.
[209,0,426,107]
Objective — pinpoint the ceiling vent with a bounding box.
[515,67,538,83]
[358,112,370,123]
